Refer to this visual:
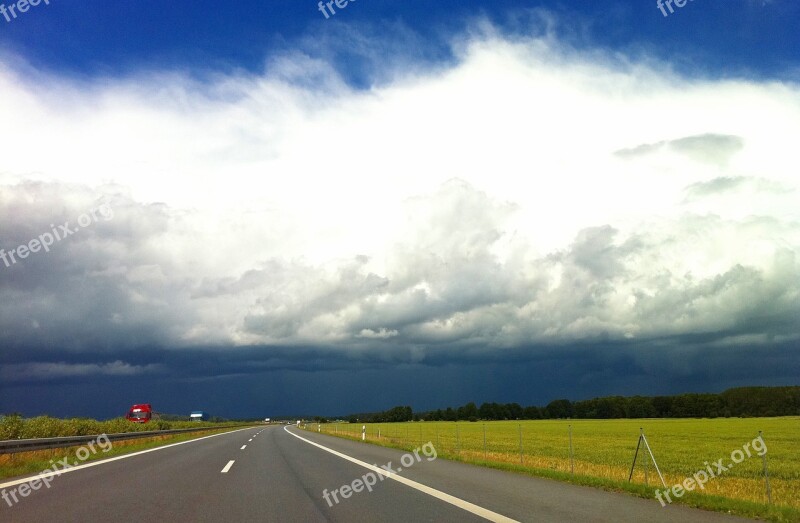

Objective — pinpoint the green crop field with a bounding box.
[307,417,800,521]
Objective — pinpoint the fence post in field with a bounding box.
[483,423,487,459]
[638,428,666,488]
[456,424,460,455]
[759,431,772,504]
[519,424,524,464]
[628,429,643,483]
[569,424,574,476]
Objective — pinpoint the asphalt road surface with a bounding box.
[0,425,754,522]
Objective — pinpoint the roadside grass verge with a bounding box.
[0,426,256,481]
[0,414,237,439]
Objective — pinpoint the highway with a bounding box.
[0,425,753,522]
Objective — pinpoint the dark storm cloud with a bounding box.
[0,182,198,359]
[2,179,798,396]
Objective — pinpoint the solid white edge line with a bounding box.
[283,426,518,523]
[221,460,235,473]
[0,427,256,489]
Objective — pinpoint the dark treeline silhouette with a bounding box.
[336,386,799,422]
[334,405,413,424]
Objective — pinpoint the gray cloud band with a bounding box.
[1,204,113,269]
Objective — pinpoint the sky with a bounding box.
[0,1,798,420]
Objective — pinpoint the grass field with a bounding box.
[306,418,800,522]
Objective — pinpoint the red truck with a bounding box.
[126,403,153,423]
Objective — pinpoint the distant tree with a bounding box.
[545,399,573,419]
[626,396,657,418]
[494,402,510,420]
[670,394,724,418]
[506,403,523,419]
[461,402,479,421]
[572,399,593,418]
[523,406,542,419]
[722,387,800,417]
[652,396,673,417]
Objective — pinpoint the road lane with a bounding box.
[0,426,484,522]
[283,426,516,522]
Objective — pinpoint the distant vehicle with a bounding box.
[190,411,209,422]
[126,404,153,423]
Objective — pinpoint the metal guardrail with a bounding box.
[0,425,248,455]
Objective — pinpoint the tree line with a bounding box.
[333,386,799,423]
